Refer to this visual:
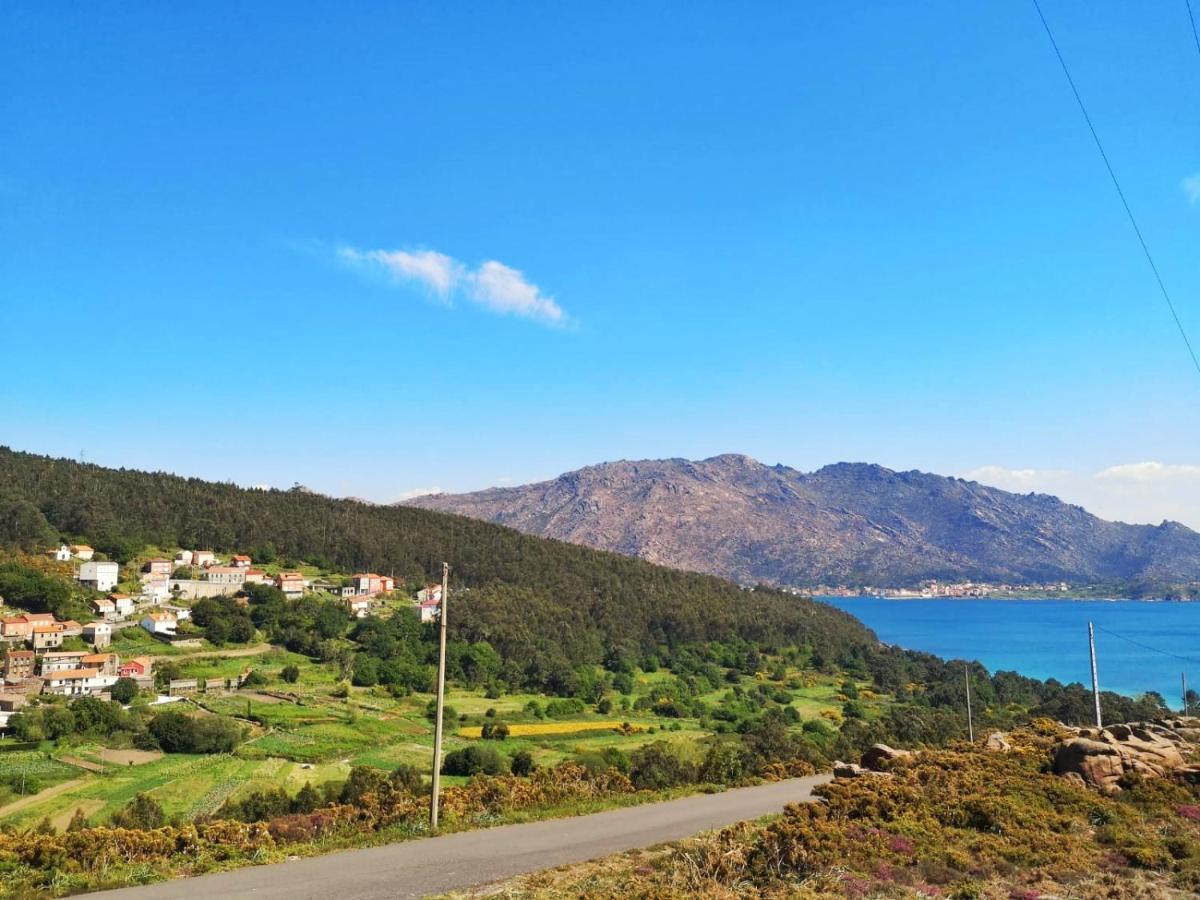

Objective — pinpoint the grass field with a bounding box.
[0,648,879,833]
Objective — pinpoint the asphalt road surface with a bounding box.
[95,774,831,900]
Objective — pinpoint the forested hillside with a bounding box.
[0,447,871,671]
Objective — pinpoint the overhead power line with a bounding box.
[1094,623,1200,666]
[1032,0,1200,380]
[1187,0,1200,62]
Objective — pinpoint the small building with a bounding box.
[70,544,95,561]
[1,613,54,640]
[345,596,372,618]
[244,568,268,585]
[82,652,120,676]
[31,624,65,650]
[419,598,441,624]
[82,621,112,649]
[79,561,119,592]
[416,583,443,605]
[3,649,35,682]
[174,550,194,566]
[118,656,153,678]
[50,544,72,562]
[59,620,83,638]
[140,612,177,636]
[230,555,252,568]
[144,559,172,577]
[193,551,216,568]
[275,572,305,600]
[0,692,26,712]
[39,651,88,675]
[162,604,191,621]
[207,566,247,588]
[44,668,114,697]
[110,594,135,617]
[351,573,396,596]
[141,577,170,604]
[91,596,117,619]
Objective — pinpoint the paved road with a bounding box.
[95,774,831,900]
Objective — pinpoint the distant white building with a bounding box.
[79,561,119,592]
[193,551,216,568]
[43,668,115,697]
[51,544,72,562]
[140,612,177,636]
[174,550,194,566]
[142,577,170,604]
[69,544,95,561]
[206,566,247,589]
[82,621,112,649]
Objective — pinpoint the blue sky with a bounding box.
[2,2,1199,525]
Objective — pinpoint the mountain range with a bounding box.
[404,455,1200,591]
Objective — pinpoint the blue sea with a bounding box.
[821,597,1200,703]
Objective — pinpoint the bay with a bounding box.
[822,597,1200,703]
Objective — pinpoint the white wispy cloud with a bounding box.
[337,244,567,326]
[1096,461,1200,482]
[961,462,1200,529]
[393,486,443,501]
[1184,173,1200,205]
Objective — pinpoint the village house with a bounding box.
[161,604,191,621]
[50,544,72,562]
[118,656,153,678]
[352,573,395,596]
[31,624,66,650]
[69,544,95,561]
[83,652,120,676]
[174,550,193,566]
[82,621,112,649]
[416,583,443,605]
[344,596,372,618]
[0,693,25,712]
[206,566,247,589]
[43,668,114,697]
[140,612,177,636]
[244,568,268,585]
[230,554,252,568]
[1,613,55,641]
[144,558,172,577]
[79,560,119,592]
[91,596,117,618]
[275,572,305,599]
[59,620,82,638]
[110,594,135,617]
[141,576,170,604]
[419,597,441,623]
[193,551,216,568]
[3,649,35,682]
[39,651,88,675]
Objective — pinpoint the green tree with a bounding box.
[110,677,139,704]
[110,793,165,829]
[280,664,300,684]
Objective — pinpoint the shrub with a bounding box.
[629,742,696,790]
[110,677,138,704]
[442,746,507,777]
[511,750,535,776]
[110,793,165,829]
[280,665,300,684]
[480,721,509,740]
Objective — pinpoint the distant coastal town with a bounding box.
[793,580,1200,600]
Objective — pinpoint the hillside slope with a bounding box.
[0,446,874,664]
[405,455,1200,591]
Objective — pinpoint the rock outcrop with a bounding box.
[985,731,1012,752]
[1052,718,1200,793]
[860,743,912,771]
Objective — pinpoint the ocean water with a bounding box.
[821,597,1200,702]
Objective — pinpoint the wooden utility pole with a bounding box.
[429,562,450,831]
[964,663,974,742]
[1088,622,1102,727]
